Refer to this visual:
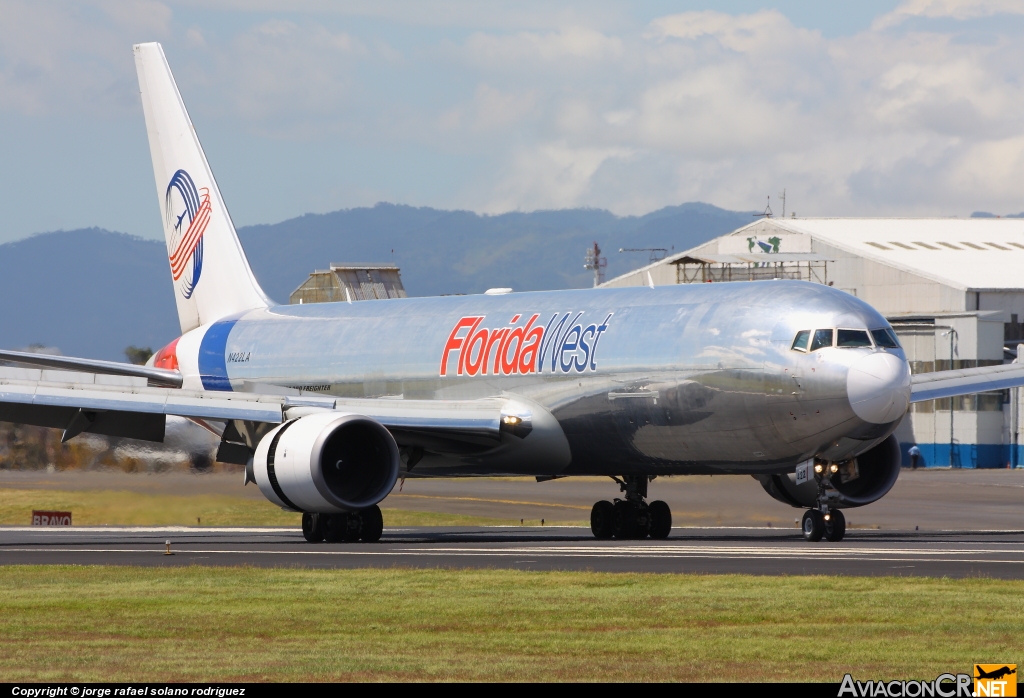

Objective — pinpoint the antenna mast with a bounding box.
[584,241,607,287]
[619,247,669,264]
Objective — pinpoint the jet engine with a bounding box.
[253,411,400,513]
[755,434,901,509]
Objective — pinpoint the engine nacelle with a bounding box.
[253,412,400,513]
[755,435,901,509]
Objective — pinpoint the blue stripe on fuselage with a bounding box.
[199,318,238,391]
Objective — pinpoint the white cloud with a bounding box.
[224,20,367,127]
[484,141,634,212]
[170,0,627,32]
[443,6,1024,216]
[469,84,539,133]
[0,0,170,115]
[873,0,1024,30]
[648,9,819,53]
[462,27,623,69]
[4,1,1024,241]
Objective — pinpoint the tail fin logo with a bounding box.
[164,169,210,299]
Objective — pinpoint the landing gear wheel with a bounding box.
[301,513,324,543]
[359,505,384,543]
[322,513,347,543]
[824,509,846,542]
[342,513,362,542]
[612,500,640,539]
[591,500,614,539]
[802,509,824,542]
[648,500,672,540]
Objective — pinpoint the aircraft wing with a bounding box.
[910,363,1024,402]
[0,366,507,447]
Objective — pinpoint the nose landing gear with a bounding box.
[301,505,384,543]
[590,475,672,540]
[797,459,848,542]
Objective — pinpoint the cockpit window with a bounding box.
[810,328,834,351]
[791,330,810,352]
[871,328,901,348]
[837,329,872,347]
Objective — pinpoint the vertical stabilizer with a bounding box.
[134,43,270,333]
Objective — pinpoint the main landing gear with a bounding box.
[590,475,672,540]
[801,508,845,542]
[301,505,384,543]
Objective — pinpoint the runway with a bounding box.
[3,525,1024,577]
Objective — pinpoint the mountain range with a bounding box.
[0,202,750,360]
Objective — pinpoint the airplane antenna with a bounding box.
[619,247,669,264]
[584,241,607,287]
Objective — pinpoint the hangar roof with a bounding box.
[735,218,1024,291]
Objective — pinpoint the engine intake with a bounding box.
[755,434,901,509]
[254,412,400,513]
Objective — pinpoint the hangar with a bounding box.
[602,217,1024,468]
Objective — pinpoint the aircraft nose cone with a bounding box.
[847,352,911,424]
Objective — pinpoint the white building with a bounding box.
[603,217,1024,468]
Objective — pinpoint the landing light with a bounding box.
[829,463,839,474]
[823,514,831,521]
[813,463,823,474]
[502,415,522,426]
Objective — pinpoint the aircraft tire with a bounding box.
[824,510,846,542]
[322,513,347,543]
[591,500,615,539]
[802,509,824,542]
[342,513,362,542]
[360,505,384,542]
[648,500,672,540]
[612,500,639,539]
[301,512,325,543]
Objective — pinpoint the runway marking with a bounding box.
[3,525,1022,533]
[420,545,1024,556]
[4,547,1023,565]
[5,540,1022,554]
[0,526,295,533]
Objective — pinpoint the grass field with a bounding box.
[0,487,572,527]
[0,566,1019,682]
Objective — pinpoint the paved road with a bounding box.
[3,526,1024,577]
[4,468,1023,529]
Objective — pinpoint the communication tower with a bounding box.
[584,241,607,287]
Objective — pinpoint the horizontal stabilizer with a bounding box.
[910,363,1024,402]
[0,349,182,388]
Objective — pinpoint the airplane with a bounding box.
[2,42,1023,544]
[975,667,1016,681]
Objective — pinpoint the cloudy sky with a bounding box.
[1,0,1023,243]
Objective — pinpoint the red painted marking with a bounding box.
[153,337,180,371]
[440,316,483,376]
[32,510,71,526]
[169,188,211,280]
